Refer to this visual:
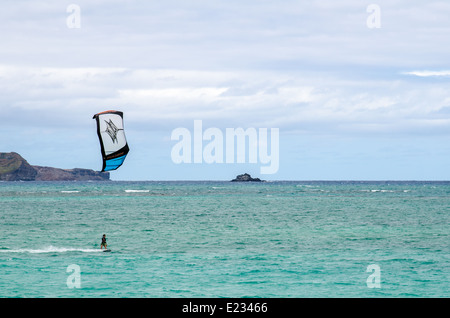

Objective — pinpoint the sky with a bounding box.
[1,0,450,181]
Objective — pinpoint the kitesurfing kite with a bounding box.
[93,110,129,172]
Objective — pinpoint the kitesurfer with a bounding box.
[100,234,107,249]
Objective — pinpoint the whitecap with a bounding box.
[124,189,150,193]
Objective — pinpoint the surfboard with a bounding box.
[102,249,111,252]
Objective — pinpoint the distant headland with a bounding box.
[0,152,109,181]
[231,173,264,182]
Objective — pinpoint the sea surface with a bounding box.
[0,181,448,298]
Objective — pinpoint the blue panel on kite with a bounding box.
[104,155,128,172]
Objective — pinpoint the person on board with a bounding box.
[100,234,107,249]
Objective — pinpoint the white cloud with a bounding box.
[1,0,449,71]
[2,63,450,139]
[118,87,228,103]
[403,70,450,77]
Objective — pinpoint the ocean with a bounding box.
[0,181,448,298]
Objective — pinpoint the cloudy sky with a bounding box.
[1,0,450,180]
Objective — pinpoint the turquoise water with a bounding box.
[0,181,448,297]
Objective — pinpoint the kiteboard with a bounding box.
[102,249,111,252]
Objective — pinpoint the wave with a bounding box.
[360,189,399,193]
[60,191,80,193]
[0,245,103,254]
[124,189,150,193]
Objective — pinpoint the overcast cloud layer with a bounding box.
[1,1,450,180]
